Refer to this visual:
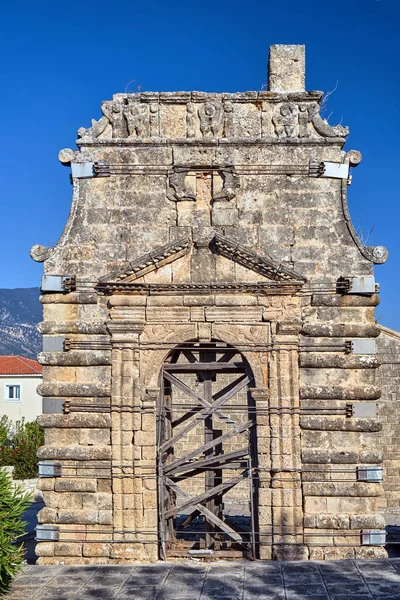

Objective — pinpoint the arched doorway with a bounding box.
[157,341,258,560]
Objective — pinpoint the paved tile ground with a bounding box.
[5,559,400,600]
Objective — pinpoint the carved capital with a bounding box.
[277,320,302,335]
[106,320,144,346]
[249,387,270,401]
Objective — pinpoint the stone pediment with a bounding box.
[98,237,191,284]
[97,234,306,293]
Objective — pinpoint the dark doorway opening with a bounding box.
[157,341,258,560]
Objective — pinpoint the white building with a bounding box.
[0,356,42,422]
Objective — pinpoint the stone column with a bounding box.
[250,387,272,559]
[269,320,306,560]
[107,315,147,561]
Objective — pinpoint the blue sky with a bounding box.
[1,0,399,328]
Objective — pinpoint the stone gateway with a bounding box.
[32,45,390,563]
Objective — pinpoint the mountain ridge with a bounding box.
[0,288,42,359]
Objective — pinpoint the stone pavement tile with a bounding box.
[285,596,328,600]
[169,565,207,577]
[126,565,171,585]
[361,572,400,584]
[285,583,327,596]
[44,573,96,587]
[325,582,371,595]
[117,586,159,600]
[89,573,132,586]
[4,586,44,600]
[157,590,202,600]
[161,578,204,594]
[355,561,398,577]
[319,560,357,572]
[201,578,243,597]
[78,586,122,600]
[366,581,400,596]
[389,558,400,568]
[319,567,364,584]
[31,587,80,600]
[200,595,242,600]
[283,563,320,571]
[11,575,54,587]
[245,562,282,574]
[29,565,65,575]
[243,592,284,600]
[329,596,373,600]
[284,572,324,584]
[244,577,283,589]
[61,565,100,574]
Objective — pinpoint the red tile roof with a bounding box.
[0,356,42,375]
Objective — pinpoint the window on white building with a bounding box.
[4,384,21,401]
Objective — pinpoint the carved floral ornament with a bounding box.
[76,95,350,141]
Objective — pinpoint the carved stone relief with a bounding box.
[101,101,129,138]
[167,167,240,203]
[272,101,349,139]
[77,95,350,141]
[124,100,149,138]
[198,101,223,137]
[223,101,234,137]
[186,102,196,138]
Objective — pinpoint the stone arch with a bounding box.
[155,337,261,559]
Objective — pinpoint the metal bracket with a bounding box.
[70,162,95,179]
[357,466,383,482]
[35,525,60,541]
[38,462,62,478]
[63,400,71,414]
[350,339,376,355]
[42,398,64,414]
[309,161,349,179]
[42,336,65,352]
[93,162,111,177]
[337,276,378,296]
[350,402,377,418]
[361,530,386,546]
[41,275,76,293]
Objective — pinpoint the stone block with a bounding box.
[54,543,83,557]
[57,510,98,525]
[83,543,111,557]
[268,45,305,92]
[35,542,55,557]
[98,510,112,525]
[55,479,97,493]
[143,490,157,509]
[135,430,155,446]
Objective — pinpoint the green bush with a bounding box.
[0,417,12,447]
[0,419,44,480]
[0,468,31,593]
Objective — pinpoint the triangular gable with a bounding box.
[212,233,306,283]
[97,233,306,288]
[98,237,191,283]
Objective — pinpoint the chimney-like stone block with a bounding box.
[268,44,305,92]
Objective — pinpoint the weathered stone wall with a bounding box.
[376,326,400,519]
[31,45,389,563]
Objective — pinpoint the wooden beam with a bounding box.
[159,376,251,453]
[164,362,246,373]
[168,448,249,476]
[164,419,253,474]
[165,478,243,543]
[165,471,247,518]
